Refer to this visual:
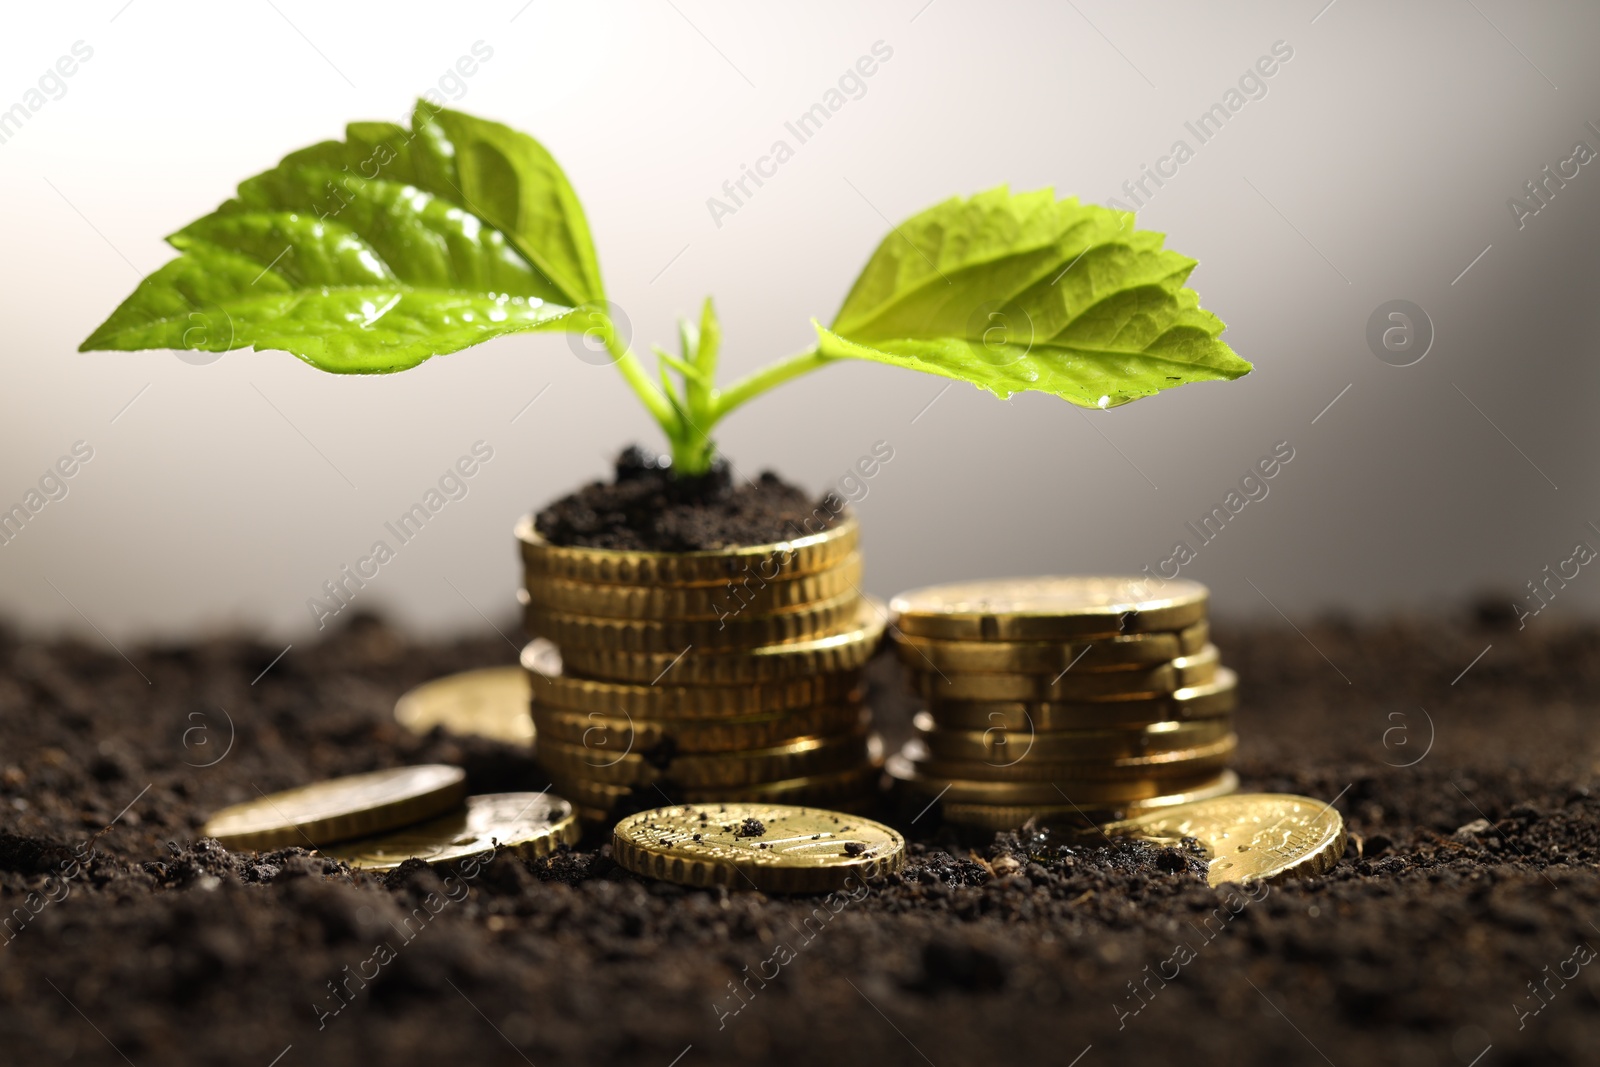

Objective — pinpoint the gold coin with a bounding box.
[551,751,884,811]
[203,765,467,851]
[516,514,859,586]
[898,734,1236,783]
[522,639,861,718]
[913,713,1232,764]
[924,669,1238,730]
[910,645,1220,702]
[321,792,579,871]
[393,667,533,747]
[886,752,1227,805]
[558,598,887,685]
[890,576,1207,641]
[523,553,863,619]
[894,621,1208,674]
[936,771,1240,830]
[1107,793,1347,886]
[612,803,905,893]
[520,588,861,652]
[536,729,874,788]
[533,703,867,754]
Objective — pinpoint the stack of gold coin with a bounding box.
[885,576,1240,830]
[515,514,885,823]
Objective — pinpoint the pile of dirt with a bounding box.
[2,601,1598,1066]
[534,445,843,551]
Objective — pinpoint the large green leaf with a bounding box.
[816,187,1250,407]
[80,103,603,373]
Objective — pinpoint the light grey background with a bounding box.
[2,0,1596,640]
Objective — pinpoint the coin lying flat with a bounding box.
[203,765,468,851]
[520,587,860,651]
[936,772,1240,830]
[394,667,533,747]
[612,803,905,893]
[322,792,579,871]
[910,645,1219,703]
[516,514,859,585]
[537,729,876,788]
[894,621,1210,674]
[924,670,1238,730]
[533,703,867,754]
[522,553,863,619]
[559,598,887,685]
[1106,793,1348,886]
[891,576,1208,642]
[522,639,862,718]
[913,713,1233,764]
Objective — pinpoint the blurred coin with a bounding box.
[322,792,578,871]
[910,645,1219,702]
[897,734,1236,783]
[913,713,1231,764]
[887,752,1226,805]
[394,667,532,747]
[891,576,1207,642]
[924,670,1237,730]
[203,765,467,851]
[894,621,1208,674]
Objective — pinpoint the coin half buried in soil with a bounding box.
[393,667,533,747]
[890,576,1208,642]
[202,765,468,851]
[322,792,580,871]
[612,803,906,893]
[1105,792,1348,887]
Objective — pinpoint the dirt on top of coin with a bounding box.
[534,445,842,551]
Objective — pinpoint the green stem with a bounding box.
[601,316,679,437]
[712,347,833,421]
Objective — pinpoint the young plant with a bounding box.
[81,102,1251,476]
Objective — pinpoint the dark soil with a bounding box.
[535,445,843,551]
[3,602,1600,1066]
